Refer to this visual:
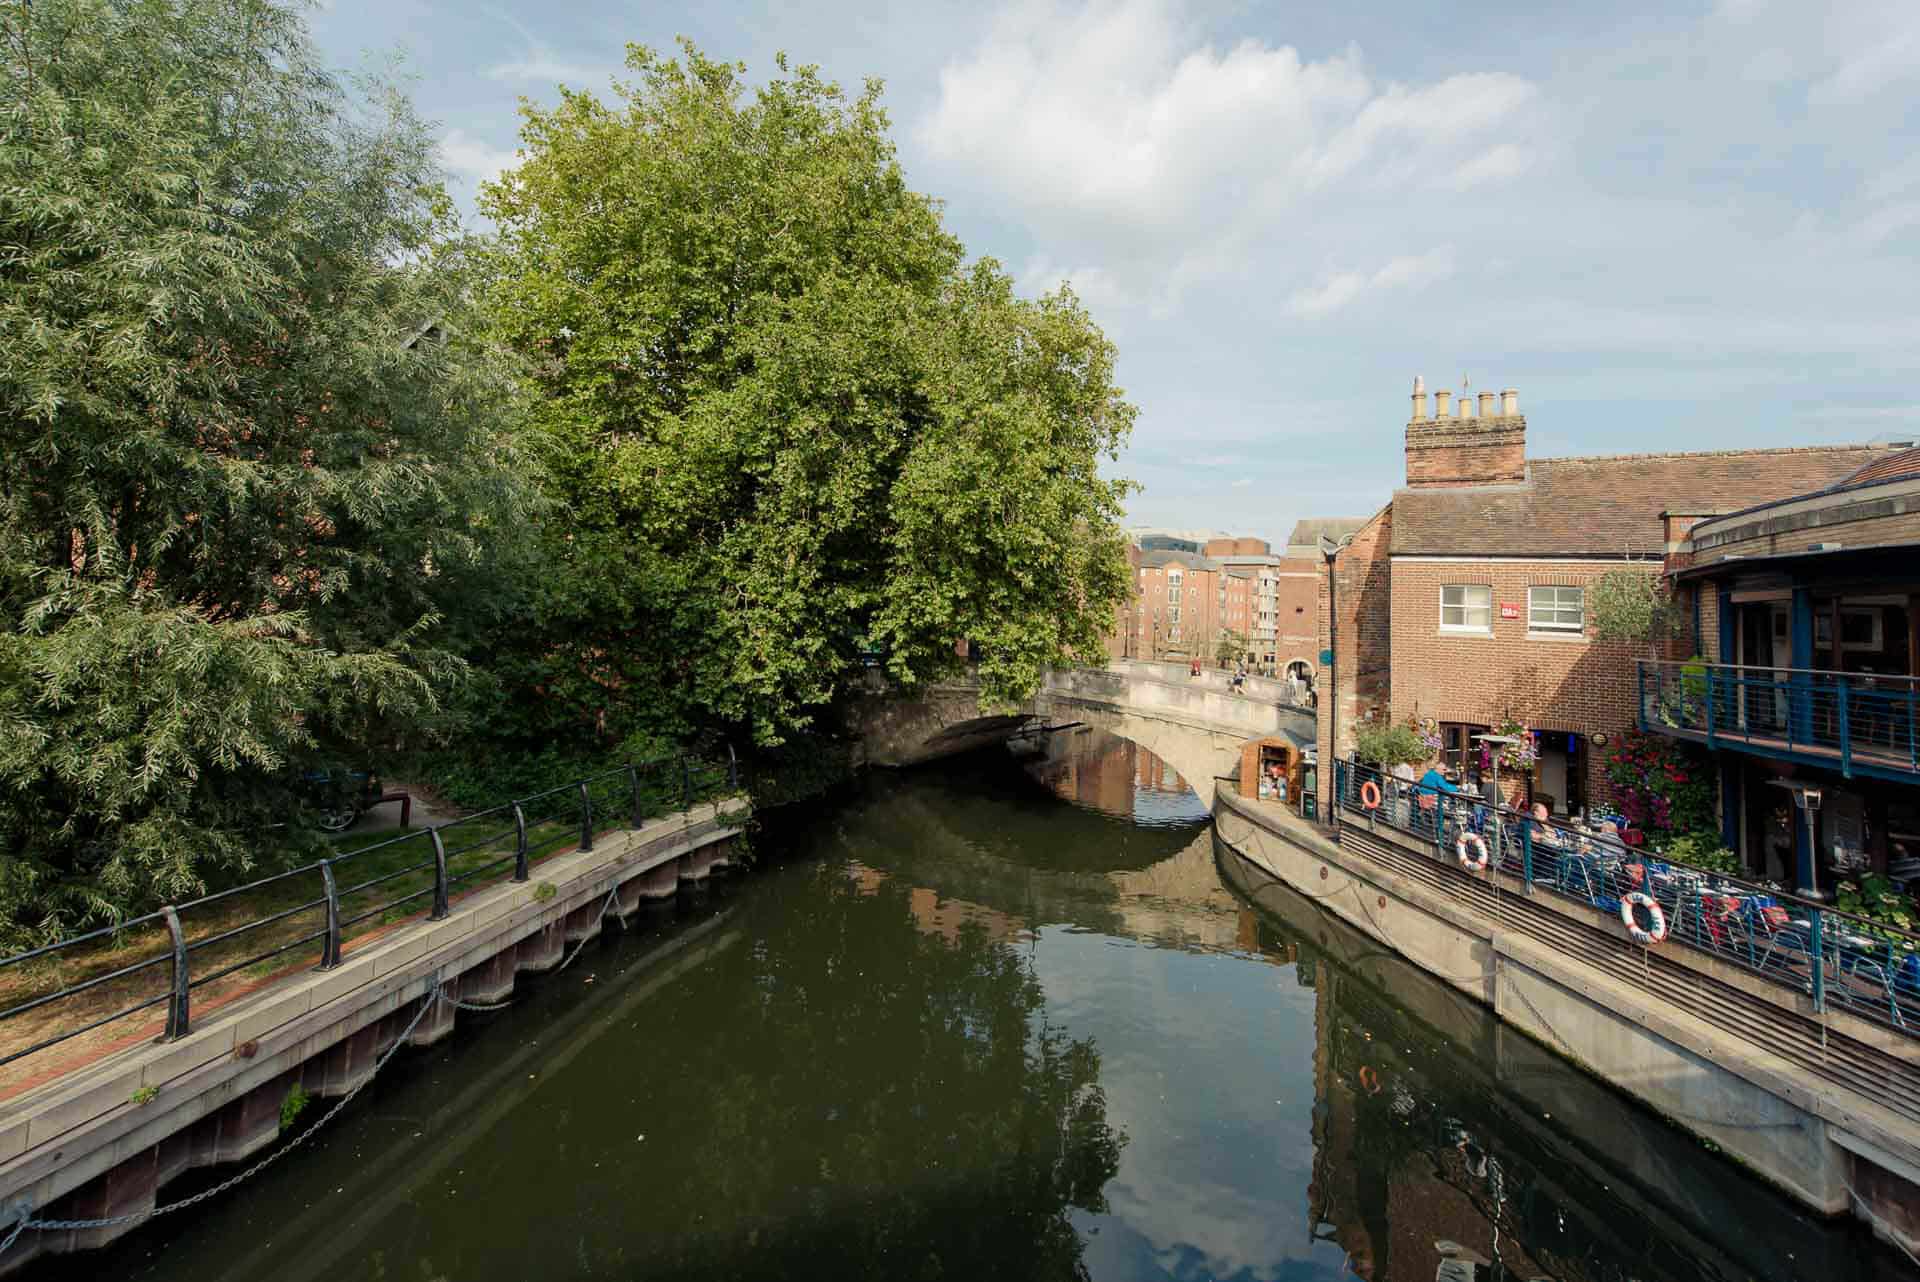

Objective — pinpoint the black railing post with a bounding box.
[512,803,529,882]
[628,764,644,828]
[317,860,341,970]
[578,781,594,852]
[160,906,190,1041]
[681,758,693,810]
[429,829,450,920]
[727,743,739,790]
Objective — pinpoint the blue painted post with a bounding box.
[1792,805,1819,901]
[1837,678,1852,778]
[1810,908,1826,1013]
[1789,586,1814,746]
[1719,756,1741,855]
[1520,814,1534,891]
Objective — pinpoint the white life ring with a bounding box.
[1456,831,1489,871]
[1621,891,1667,944]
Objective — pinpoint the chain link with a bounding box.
[550,886,622,975]
[1,980,446,1259]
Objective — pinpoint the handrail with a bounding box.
[1641,658,1919,686]
[1328,756,1920,1039]
[0,752,737,1072]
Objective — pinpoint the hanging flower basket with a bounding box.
[1493,719,1537,771]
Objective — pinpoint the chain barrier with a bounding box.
[0,979,446,1263]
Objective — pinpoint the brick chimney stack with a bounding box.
[1404,380,1526,488]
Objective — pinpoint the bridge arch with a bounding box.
[849,661,1315,809]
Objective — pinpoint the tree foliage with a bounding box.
[478,44,1135,747]
[0,0,535,939]
[1590,565,1682,648]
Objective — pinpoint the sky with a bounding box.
[310,0,1920,546]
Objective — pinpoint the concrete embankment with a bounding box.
[1211,786,1920,1256]
[0,799,745,1272]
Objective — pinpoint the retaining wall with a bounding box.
[0,799,745,1271]
[1211,788,1920,1255]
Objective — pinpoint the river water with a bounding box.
[44,729,1915,1281]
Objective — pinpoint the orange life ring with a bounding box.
[1359,780,1383,810]
[1358,1065,1381,1094]
[1621,892,1667,945]
[1456,831,1490,871]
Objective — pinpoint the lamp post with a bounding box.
[1318,535,1340,820]
[1766,779,1827,900]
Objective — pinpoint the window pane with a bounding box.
[1529,586,1584,632]
[1442,585,1490,630]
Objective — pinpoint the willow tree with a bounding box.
[0,0,536,939]
[480,44,1134,747]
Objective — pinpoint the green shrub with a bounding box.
[280,1083,311,1131]
[1353,723,1426,768]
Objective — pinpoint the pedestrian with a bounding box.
[1190,656,1201,679]
[1390,758,1417,827]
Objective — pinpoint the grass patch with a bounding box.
[280,1083,310,1131]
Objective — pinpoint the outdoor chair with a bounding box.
[1752,898,1818,986]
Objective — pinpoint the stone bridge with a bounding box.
[850,659,1315,808]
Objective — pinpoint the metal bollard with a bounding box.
[317,860,341,969]
[429,829,450,920]
[160,906,190,1041]
[512,803,529,882]
[578,781,594,853]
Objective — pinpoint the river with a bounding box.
[41,728,1915,1281]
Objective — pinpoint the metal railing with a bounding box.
[1331,758,1920,1039]
[1638,659,1920,778]
[0,753,737,1074]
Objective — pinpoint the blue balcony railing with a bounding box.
[1328,758,1920,1039]
[1637,660,1920,781]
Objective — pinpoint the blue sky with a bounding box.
[310,0,1920,544]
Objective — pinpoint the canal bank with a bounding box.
[0,797,745,1273]
[9,735,1916,1281]
[1211,781,1920,1256]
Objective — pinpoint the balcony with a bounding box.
[1638,660,1920,782]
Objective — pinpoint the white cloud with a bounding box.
[438,129,519,188]
[1284,247,1455,317]
[482,8,613,86]
[917,0,1534,300]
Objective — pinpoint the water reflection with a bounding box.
[1218,846,1904,1282]
[36,740,1916,1282]
[1023,726,1211,829]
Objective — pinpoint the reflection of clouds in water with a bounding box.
[1031,925,1351,1281]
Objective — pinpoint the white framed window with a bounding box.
[1168,585,1181,604]
[1528,585,1585,636]
[1440,585,1492,633]
[1169,607,1181,624]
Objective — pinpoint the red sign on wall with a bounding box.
[1499,602,1522,619]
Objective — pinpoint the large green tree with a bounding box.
[0,0,536,939]
[480,45,1134,748]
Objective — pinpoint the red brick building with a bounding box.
[1315,380,1892,816]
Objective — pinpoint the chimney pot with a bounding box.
[1411,375,1428,422]
[1478,391,1496,417]
[1501,388,1519,416]
[1435,389,1452,417]
[1460,393,1475,419]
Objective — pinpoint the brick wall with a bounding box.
[1274,557,1323,671]
[1315,507,1393,810]
[1403,417,1527,488]
[1388,559,1657,807]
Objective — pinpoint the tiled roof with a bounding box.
[1835,446,1920,489]
[1138,549,1223,571]
[1284,517,1368,550]
[1390,445,1892,557]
